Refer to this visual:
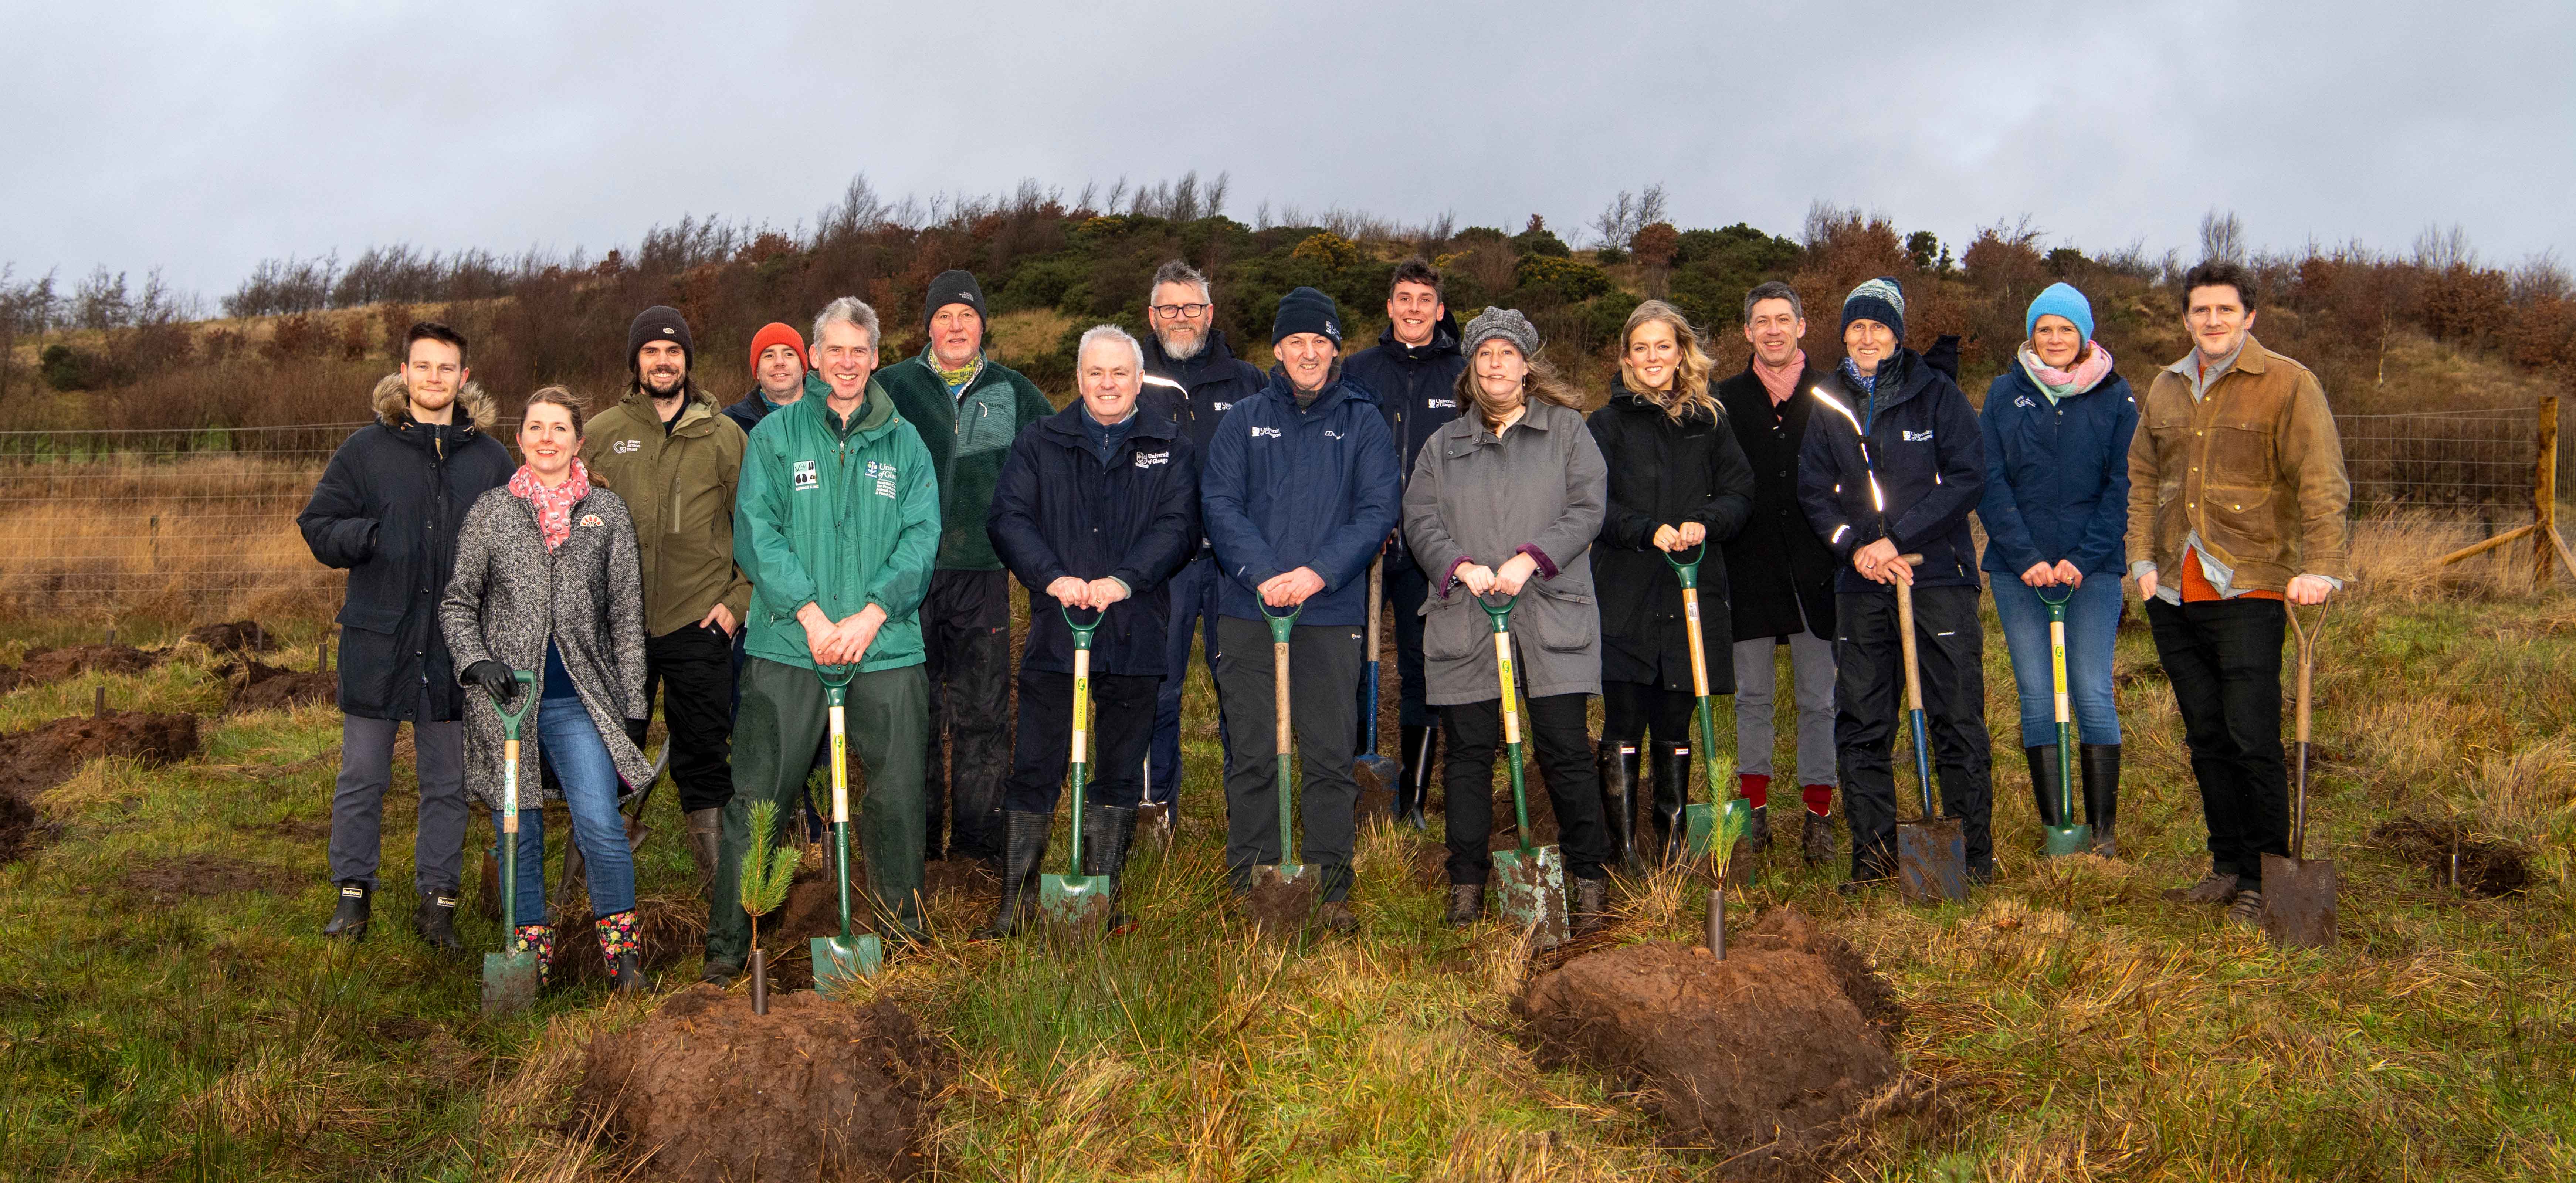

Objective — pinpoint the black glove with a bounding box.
[623,718,649,749]
[462,660,521,703]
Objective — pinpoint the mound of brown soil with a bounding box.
[119,854,299,904]
[2368,816,2532,897]
[0,793,51,864]
[1515,908,1907,1176]
[217,658,334,713]
[0,710,200,800]
[185,621,274,654]
[579,985,947,1182]
[0,644,165,692]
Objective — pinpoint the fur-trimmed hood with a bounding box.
[372,372,499,433]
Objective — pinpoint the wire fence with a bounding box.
[0,406,2555,619]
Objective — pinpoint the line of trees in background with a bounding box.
[2,173,2572,438]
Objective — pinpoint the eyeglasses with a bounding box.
[1148,302,1211,320]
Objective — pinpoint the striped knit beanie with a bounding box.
[1841,277,1905,342]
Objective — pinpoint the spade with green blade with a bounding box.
[1248,602,1316,932]
[1665,543,1751,872]
[481,670,540,1017]
[2035,583,2092,858]
[1038,606,1115,929]
[1481,592,1568,946]
[811,663,884,996]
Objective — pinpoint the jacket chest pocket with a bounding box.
[954,390,1020,457]
[2204,422,2275,491]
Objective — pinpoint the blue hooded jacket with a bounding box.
[1976,363,2138,577]
[1199,369,1402,626]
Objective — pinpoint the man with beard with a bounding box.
[1201,286,1401,933]
[581,306,753,886]
[875,272,1055,871]
[1138,260,1262,824]
[1340,257,1464,827]
[297,322,513,948]
[722,321,809,437]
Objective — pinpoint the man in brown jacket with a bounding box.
[2125,261,2348,926]
[580,306,753,884]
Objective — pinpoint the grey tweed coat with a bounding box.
[437,484,654,811]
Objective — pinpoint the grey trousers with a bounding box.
[1214,615,1364,903]
[1732,625,1838,788]
[328,689,469,896]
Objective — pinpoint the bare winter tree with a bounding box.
[2511,250,2571,304]
[2199,209,2245,265]
[2412,223,2476,272]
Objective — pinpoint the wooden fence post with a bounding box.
[2537,396,2559,589]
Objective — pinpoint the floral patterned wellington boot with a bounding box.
[511,923,556,987]
[597,910,644,992]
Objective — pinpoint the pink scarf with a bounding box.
[2018,342,2115,401]
[1753,349,1806,406]
[508,459,590,551]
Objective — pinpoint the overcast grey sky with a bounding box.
[5,1,2566,300]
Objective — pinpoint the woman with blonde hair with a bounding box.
[1401,307,1611,932]
[1585,301,1755,870]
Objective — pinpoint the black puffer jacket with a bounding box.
[297,374,515,721]
[1714,360,1841,641]
[1343,313,1465,562]
[1585,384,1757,692]
[987,400,1203,677]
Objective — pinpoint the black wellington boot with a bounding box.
[2024,745,2064,827]
[1084,804,1142,934]
[412,892,461,952]
[1398,725,1436,829]
[973,811,1051,940]
[1650,742,1692,868]
[2080,743,2121,858]
[323,880,371,940]
[1597,741,1642,876]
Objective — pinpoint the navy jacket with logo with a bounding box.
[987,399,1203,676]
[1199,370,1403,627]
[1141,329,1267,462]
[1342,312,1465,561]
[1977,363,2138,578]
[1795,348,1987,592]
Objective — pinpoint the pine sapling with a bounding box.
[739,799,797,956]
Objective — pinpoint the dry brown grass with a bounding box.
[0,453,340,623]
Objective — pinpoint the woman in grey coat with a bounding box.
[438,387,655,990]
[1401,307,1612,933]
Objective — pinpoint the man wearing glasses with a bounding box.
[1138,261,1264,827]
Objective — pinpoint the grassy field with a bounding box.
[0,540,2570,1180]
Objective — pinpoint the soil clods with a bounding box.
[0,710,200,801]
[0,644,165,693]
[2369,816,2532,897]
[217,657,334,713]
[1516,907,1908,1177]
[579,984,948,1182]
[184,621,274,654]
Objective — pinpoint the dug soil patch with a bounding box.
[1247,867,1320,934]
[184,621,275,654]
[2369,816,2532,897]
[0,793,51,864]
[217,658,334,713]
[0,644,166,693]
[0,710,200,800]
[119,854,299,904]
[580,984,947,1182]
[550,896,706,989]
[1516,908,1910,1176]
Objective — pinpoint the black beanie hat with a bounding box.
[922,270,988,333]
[1271,286,1343,346]
[628,305,694,371]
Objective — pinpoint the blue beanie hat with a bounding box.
[1841,276,1905,342]
[1271,286,1343,347]
[2024,282,2095,342]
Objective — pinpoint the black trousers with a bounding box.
[1600,680,1698,749]
[1834,586,1993,878]
[1214,616,1364,902]
[2145,596,2289,887]
[1004,668,1156,814]
[643,621,736,814]
[1439,692,1611,884]
[922,569,1013,864]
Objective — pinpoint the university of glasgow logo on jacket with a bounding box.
[1133,450,1171,468]
[793,459,818,490]
[1250,426,1282,439]
[1902,430,1934,442]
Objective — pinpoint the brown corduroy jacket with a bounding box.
[2125,335,2351,591]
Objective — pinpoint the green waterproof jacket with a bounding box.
[734,382,941,673]
[874,348,1056,571]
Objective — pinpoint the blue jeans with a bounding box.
[1148,552,1227,808]
[1990,574,2123,747]
[491,696,635,922]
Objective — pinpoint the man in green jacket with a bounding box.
[875,270,1055,871]
[580,306,753,887]
[704,295,941,981]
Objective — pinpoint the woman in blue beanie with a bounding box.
[1976,281,2136,857]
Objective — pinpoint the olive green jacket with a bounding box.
[580,389,754,637]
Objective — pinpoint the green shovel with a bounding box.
[2035,583,2092,858]
[1482,592,1568,946]
[1665,543,1751,868]
[1038,606,1115,928]
[1247,601,1317,931]
[812,663,884,996]
[481,670,540,1017]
